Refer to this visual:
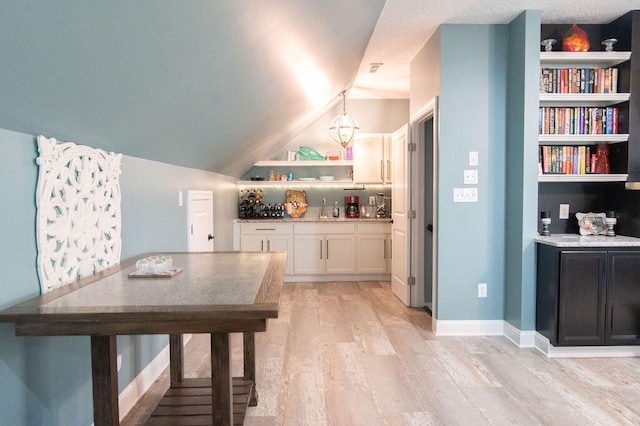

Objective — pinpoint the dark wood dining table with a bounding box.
[0,251,286,425]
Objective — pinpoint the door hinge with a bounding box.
[409,210,417,219]
[408,142,417,152]
[408,276,416,286]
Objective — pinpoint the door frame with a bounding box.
[410,97,439,317]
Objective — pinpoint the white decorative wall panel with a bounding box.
[35,135,122,293]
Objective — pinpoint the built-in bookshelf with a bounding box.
[539,51,631,183]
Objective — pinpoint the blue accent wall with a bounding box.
[0,128,237,425]
[504,11,541,331]
[436,24,509,320]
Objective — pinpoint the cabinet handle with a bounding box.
[380,160,384,181]
[384,239,386,259]
[267,240,271,251]
[326,240,329,259]
[386,160,391,181]
[320,240,323,260]
[256,228,276,231]
[261,240,264,251]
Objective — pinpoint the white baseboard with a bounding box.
[503,321,536,348]
[534,332,640,358]
[118,334,192,421]
[434,319,504,336]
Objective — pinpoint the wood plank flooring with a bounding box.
[122,281,640,425]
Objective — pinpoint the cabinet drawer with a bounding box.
[240,223,293,235]
[293,222,356,234]
[357,223,391,234]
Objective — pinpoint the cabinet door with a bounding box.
[293,235,324,274]
[558,251,607,345]
[326,234,356,274]
[239,235,265,252]
[357,233,387,273]
[268,235,294,275]
[606,251,640,345]
[353,134,385,183]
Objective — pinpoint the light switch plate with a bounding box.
[469,151,479,166]
[464,169,478,184]
[453,187,478,202]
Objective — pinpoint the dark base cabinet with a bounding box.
[536,244,640,346]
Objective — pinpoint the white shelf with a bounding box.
[538,134,629,145]
[538,173,627,183]
[539,93,630,107]
[254,160,353,167]
[540,51,631,68]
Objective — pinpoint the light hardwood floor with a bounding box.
[122,281,640,425]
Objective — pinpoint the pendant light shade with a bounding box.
[329,91,359,147]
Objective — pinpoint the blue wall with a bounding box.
[0,128,237,425]
[436,24,509,320]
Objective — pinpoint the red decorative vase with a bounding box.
[594,144,610,174]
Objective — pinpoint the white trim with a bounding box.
[534,332,640,358]
[434,319,504,336]
[503,321,536,348]
[118,335,192,421]
[284,274,390,283]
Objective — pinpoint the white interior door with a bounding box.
[188,190,214,252]
[391,124,411,305]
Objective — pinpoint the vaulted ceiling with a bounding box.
[1,1,639,177]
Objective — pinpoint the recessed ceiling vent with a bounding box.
[369,62,383,73]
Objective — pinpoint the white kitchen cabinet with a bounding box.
[239,223,294,273]
[357,223,391,273]
[353,133,391,183]
[293,223,356,274]
[292,234,324,274]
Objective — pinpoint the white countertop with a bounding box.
[535,234,640,247]
[236,217,392,223]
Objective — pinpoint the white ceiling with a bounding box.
[351,0,640,99]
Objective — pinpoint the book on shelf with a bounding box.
[539,145,606,175]
[540,67,618,94]
[538,106,618,135]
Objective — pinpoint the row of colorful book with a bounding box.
[540,67,618,94]
[539,106,619,135]
[539,145,609,175]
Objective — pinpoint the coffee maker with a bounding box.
[345,196,359,218]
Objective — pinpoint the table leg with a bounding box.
[243,332,259,406]
[90,335,119,426]
[169,334,184,385]
[211,333,233,425]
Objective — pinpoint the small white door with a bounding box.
[188,190,214,252]
[391,124,411,305]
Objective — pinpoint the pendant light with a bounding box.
[329,90,359,147]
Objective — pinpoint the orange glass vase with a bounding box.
[562,24,590,52]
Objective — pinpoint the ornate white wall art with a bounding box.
[35,135,122,293]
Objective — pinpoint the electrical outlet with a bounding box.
[369,195,375,205]
[559,204,569,219]
[464,169,478,184]
[478,283,487,298]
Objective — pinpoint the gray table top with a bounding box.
[0,251,286,336]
